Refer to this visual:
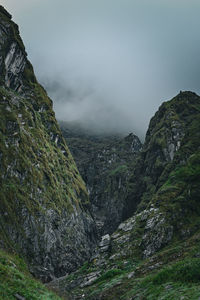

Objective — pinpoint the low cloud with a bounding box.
[2,0,200,138]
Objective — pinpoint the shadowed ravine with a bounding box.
[0,5,200,300]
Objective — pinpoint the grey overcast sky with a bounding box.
[2,0,200,138]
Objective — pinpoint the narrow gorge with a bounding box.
[0,5,200,300]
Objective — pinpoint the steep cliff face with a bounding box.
[60,121,142,235]
[138,91,200,255]
[1,5,200,299]
[123,91,200,258]
[52,91,200,299]
[0,6,97,282]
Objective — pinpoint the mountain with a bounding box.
[0,5,97,284]
[1,5,200,300]
[60,121,142,235]
[51,91,200,299]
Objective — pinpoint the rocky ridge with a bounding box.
[1,5,200,300]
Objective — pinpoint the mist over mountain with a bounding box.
[2,0,200,138]
[1,4,200,299]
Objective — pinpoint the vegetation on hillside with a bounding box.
[0,249,63,300]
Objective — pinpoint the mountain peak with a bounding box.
[0,5,12,19]
[175,90,199,102]
[178,90,198,96]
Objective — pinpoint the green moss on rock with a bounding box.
[0,7,97,282]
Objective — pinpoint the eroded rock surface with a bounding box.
[60,122,142,235]
[0,5,97,282]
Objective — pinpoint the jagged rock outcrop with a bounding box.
[51,91,200,299]
[1,5,200,300]
[123,91,200,256]
[60,121,142,235]
[126,91,200,209]
[0,5,97,282]
[60,91,200,261]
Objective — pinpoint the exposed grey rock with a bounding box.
[109,253,122,260]
[142,215,173,258]
[147,262,162,270]
[118,217,136,232]
[165,284,173,290]
[99,234,111,252]
[113,233,130,245]
[80,271,101,287]
[127,271,135,279]
[111,232,121,239]
[5,42,26,90]
[14,294,25,300]
[60,123,142,235]
[163,120,185,162]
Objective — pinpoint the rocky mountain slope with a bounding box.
[60,122,142,235]
[1,5,200,300]
[0,5,97,284]
[50,91,200,299]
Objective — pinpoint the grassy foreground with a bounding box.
[0,249,62,300]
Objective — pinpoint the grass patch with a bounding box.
[152,258,200,284]
[95,269,124,284]
[0,249,62,300]
[109,165,128,176]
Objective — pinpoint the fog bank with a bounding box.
[2,0,200,138]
